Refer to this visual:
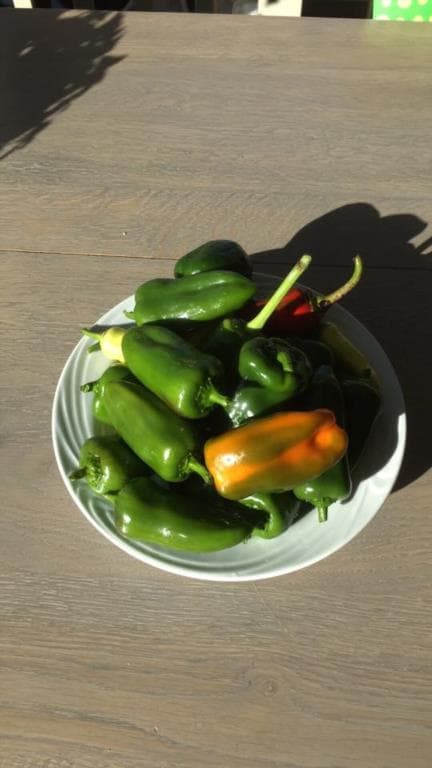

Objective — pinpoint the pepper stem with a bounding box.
[69,467,86,481]
[317,504,328,523]
[320,255,363,307]
[87,342,100,354]
[207,387,230,409]
[188,457,212,484]
[82,328,102,341]
[80,380,97,393]
[247,254,312,331]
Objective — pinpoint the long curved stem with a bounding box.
[247,254,312,331]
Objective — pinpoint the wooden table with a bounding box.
[1,9,431,767]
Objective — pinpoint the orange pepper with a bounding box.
[204,409,348,501]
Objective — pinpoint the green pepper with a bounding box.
[103,381,210,483]
[241,491,301,539]
[69,435,147,495]
[289,338,335,370]
[293,365,352,522]
[342,378,381,470]
[80,364,138,425]
[122,325,229,419]
[174,240,252,278]
[112,476,250,552]
[203,255,312,373]
[227,338,312,426]
[124,270,256,326]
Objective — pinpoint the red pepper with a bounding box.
[247,256,363,336]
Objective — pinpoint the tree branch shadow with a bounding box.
[0,9,125,160]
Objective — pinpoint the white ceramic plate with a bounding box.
[52,274,406,581]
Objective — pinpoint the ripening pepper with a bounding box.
[112,476,250,552]
[103,381,210,483]
[124,270,256,326]
[174,240,252,278]
[80,364,138,425]
[227,337,312,426]
[204,409,348,501]
[243,256,363,336]
[69,435,147,495]
[293,365,352,522]
[121,324,229,419]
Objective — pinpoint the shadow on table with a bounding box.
[0,10,125,160]
[249,203,432,492]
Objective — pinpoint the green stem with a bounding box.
[247,254,312,331]
[82,328,102,341]
[69,468,86,481]
[207,387,230,409]
[321,255,363,307]
[87,342,100,354]
[187,456,211,484]
[80,380,97,393]
[317,505,328,523]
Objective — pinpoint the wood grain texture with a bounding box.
[1,10,432,768]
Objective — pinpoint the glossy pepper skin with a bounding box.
[227,338,312,426]
[113,476,250,552]
[247,256,363,336]
[80,364,138,425]
[124,270,256,326]
[174,240,252,279]
[103,381,210,483]
[69,436,147,495]
[293,366,352,522]
[122,325,229,419]
[342,378,381,470]
[204,409,348,501]
[241,491,301,539]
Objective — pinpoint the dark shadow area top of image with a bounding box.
[249,203,432,492]
[0,9,125,160]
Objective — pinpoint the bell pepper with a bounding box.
[103,380,210,484]
[227,338,312,426]
[247,256,363,336]
[174,240,252,278]
[112,476,251,552]
[124,270,256,326]
[241,491,301,539]
[80,364,138,425]
[69,435,147,495]
[293,365,352,522]
[204,409,348,501]
[203,254,312,373]
[122,324,229,419]
[342,377,381,470]
[319,321,380,392]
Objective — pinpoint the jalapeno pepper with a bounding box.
[174,240,252,278]
[247,256,363,336]
[293,365,352,522]
[122,325,229,419]
[112,476,250,552]
[204,409,348,501]
[342,377,381,470]
[203,255,312,372]
[103,381,210,483]
[80,364,138,425]
[69,436,147,495]
[124,270,256,326]
[227,338,312,426]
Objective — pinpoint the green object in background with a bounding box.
[373,0,432,21]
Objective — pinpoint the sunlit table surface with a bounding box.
[1,9,431,768]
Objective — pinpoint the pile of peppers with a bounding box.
[71,238,381,553]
